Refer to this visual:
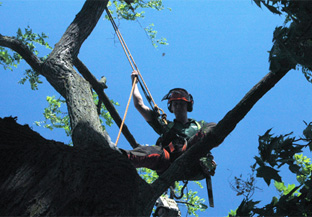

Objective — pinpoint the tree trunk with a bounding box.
[41,0,115,150]
[0,117,147,216]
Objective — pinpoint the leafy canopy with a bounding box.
[254,0,312,83]
[229,122,312,217]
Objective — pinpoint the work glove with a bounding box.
[199,153,217,176]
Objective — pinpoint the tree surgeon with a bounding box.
[123,71,217,177]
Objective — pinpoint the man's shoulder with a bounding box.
[147,112,173,135]
[189,119,216,125]
[189,119,217,129]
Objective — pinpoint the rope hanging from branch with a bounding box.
[105,7,167,147]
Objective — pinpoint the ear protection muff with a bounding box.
[162,88,194,113]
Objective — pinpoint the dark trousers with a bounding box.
[127,145,171,173]
[125,123,210,173]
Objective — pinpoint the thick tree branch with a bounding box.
[39,0,117,150]
[41,0,109,96]
[50,0,109,63]
[213,69,289,142]
[0,34,42,72]
[73,57,140,148]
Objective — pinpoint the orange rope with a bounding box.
[115,76,137,146]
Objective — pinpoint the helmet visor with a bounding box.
[166,90,189,103]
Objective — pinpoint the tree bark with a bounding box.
[40,0,114,150]
[0,117,147,216]
[0,34,42,72]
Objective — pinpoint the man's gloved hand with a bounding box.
[199,154,216,176]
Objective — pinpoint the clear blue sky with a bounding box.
[1,0,311,216]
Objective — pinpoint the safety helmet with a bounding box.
[161,88,194,113]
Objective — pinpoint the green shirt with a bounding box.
[147,111,212,148]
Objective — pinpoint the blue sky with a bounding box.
[1,0,311,216]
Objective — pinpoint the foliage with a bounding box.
[144,23,168,48]
[229,2,312,214]
[0,26,52,89]
[137,167,158,184]
[92,91,119,130]
[16,26,52,89]
[0,47,20,70]
[106,0,169,48]
[18,69,42,90]
[137,167,208,216]
[16,26,52,53]
[34,96,71,137]
[229,122,312,216]
[34,93,118,144]
[176,181,208,217]
[106,0,166,21]
[253,0,312,83]
[302,66,312,83]
[230,167,261,199]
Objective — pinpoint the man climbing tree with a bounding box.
[125,71,217,176]
[1,0,311,216]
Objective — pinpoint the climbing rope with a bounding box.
[170,181,188,200]
[105,7,167,146]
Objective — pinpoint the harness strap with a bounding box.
[195,121,202,130]
[166,139,187,153]
[168,142,175,153]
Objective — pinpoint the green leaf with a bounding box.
[303,122,312,140]
[283,183,296,196]
[271,196,279,205]
[17,28,22,37]
[256,165,281,186]
[302,67,312,84]
[254,156,265,167]
[253,0,262,8]
[235,199,260,217]
[289,163,301,174]
[274,181,286,192]
[198,202,208,210]
[265,4,282,15]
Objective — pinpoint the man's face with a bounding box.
[171,100,188,115]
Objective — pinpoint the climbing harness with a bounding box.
[105,7,167,146]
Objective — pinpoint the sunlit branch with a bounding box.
[0,34,42,72]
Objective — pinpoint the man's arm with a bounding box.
[131,71,153,122]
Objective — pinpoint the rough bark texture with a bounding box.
[40,0,114,150]
[0,117,144,216]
